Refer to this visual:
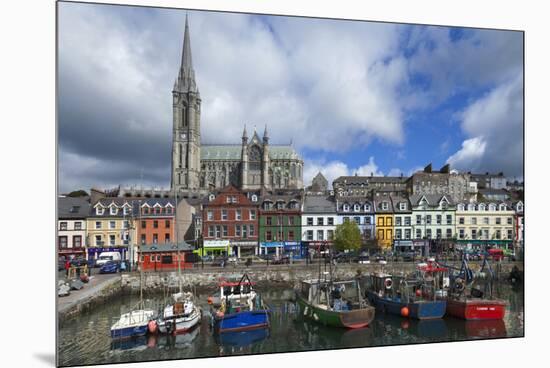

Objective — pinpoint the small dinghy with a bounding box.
[111,309,156,339]
[157,292,201,335]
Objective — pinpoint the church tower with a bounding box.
[171,15,201,194]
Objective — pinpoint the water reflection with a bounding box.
[58,283,523,366]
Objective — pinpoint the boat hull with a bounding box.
[446,298,506,320]
[111,324,149,339]
[213,310,270,333]
[158,307,201,334]
[366,291,446,320]
[295,293,375,329]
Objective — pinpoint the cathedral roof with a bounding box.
[201,145,301,161]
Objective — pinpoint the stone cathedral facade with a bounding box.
[171,17,304,197]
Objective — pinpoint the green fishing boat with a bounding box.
[295,276,375,329]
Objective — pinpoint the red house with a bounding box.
[202,185,259,258]
[138,242,194,272]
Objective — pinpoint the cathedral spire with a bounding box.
[263,124,269,144]
[175,14,197,92]
[242,124,248,144]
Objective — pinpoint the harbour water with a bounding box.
[57,282,523,366]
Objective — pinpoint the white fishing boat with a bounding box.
[157,292,201,334]
[110,309,155,339]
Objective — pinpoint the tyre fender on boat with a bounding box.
[384,278,393,290]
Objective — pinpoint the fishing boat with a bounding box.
[110,309,156,339]
[157,291,202,334]
[365,260,447,320]
[295,276,375,329]
[445,255,506,320]
[209,273,270,333]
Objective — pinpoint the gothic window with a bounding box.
[181,107,187,128]
[248,145,262,171]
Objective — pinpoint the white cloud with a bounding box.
[446,73,523,176]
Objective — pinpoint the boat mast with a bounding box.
[175,188,182,295]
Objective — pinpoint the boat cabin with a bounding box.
[299,279,365,311]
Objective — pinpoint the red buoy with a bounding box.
[148,320,158,334]
[416,289,422,297]
[401,306,409,317]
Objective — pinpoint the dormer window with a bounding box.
[342,204,350,212]
[489,204,496,211]
[110,206,118,215]
[277,202,284,210]
[364,204,370,212]
[457,204,464,211]
[381,202,389,210]
[209,194,215,201]
[251,195,258,202]
[517,204,523,212]
[468,204,475,211]
[499,204,506,211]
[479,204,486,211]
[399,202,406,211]
[123,206,130,215]
[96,206,104,215]
[354,204,360,212]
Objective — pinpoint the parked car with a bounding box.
[271,256,290,265]
[99,261,119,274]
[211,257,228,267]
[95,252,122,267]
[357,255,370,264]
[71,257,88,267]
[373,254,386,262]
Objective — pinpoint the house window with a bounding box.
[328,217,334,225]
[288,230,294,240]
[110,235,115,245]
[110,206,117,215]
[507,230,513,239]
[207,210,213,221]
[96,207,104,215]
[426,229,432,239]
[250,210,256,220]
[436,215,442,225]
[277,230,284,240]
[459,229,465,239]
[446,228,452,239]
[381,202,389,210]
[141,220,146,229]
[266,230,272,241]
[223,225,228,237]
[152,234,158,244]
[317,217,324,226]
[123,206,130,215]
[399,203,406,211]
[483,217,489,225]
[289,216,295,226]
[277,216,283,226]
[74,222,82,230]
[222,210,228,220]
[364,229,372,239]
[426,215,432,225]
[496,230,501,239]
[249,225,255,237]
[307,230,313,241]
[459,217,464,225]
[377,217,384,226]
[354,216,361,224]
[95,221,101,229]
[73,235,82,247]
[483,229,489,239]
[317,230,324,241]
[378,229,384,240]
[235,225,241,237]
[110,221,116,229]
[153,220,158,228]
[364,204,370,211]
[507,217,513,225]
[343,204,350,212]
[436,229,442,239]
[496,217,501,225]
[416,229,422,239]
[123,220,129,229]
[354,204,360,212]
[215,226,221,238]
[59,236,68,248]
[386,229,392,240]
[405,229,411,239]
[60,222,68,231]
[236,209,241,220]
[165,220,170,228]
[307,217,313,226]
[404,217,411,226]
[242,226,247,239]
[471,217,477,225]
[365,217,372,225]
[165,234,170,243]
[471,229,477,239]
[95,235,102,246]
[277,202,284,210]
[208,226,214,237]
[446,215,452,224]
[396,229,402,239]
[387,217,393,226]
[416,215,422,225]
[141,234,146,245]
[395,217,401,226]
[267,217,273,226]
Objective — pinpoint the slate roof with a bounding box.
[139,242,194,253]
[409,194,455,206]
[58,196,91,219]
[334,176,407,185]
[201,144,300,160]
[303,195,336,213]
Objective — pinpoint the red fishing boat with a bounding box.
[445,255,507,320]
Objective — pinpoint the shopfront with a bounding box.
[231,241,258,258]
[259,242,284,257]
[200,240,231,257]
[87,246,128,260]
[283,241,304,259]
[455,239,514,251]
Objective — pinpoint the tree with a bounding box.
[67,189,89,197]
[333,221,362,252]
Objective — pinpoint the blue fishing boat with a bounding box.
[110,309,156,339]
[365,261,447,320]
[209,273,270,333]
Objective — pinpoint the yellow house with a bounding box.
[374,193,394,249]
[86,198,135,260]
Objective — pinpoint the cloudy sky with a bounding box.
[57,2,523,193]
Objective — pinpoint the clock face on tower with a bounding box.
[180,133,187,140]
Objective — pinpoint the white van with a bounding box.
[96,252,122,267]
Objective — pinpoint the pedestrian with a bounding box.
[65,258,70,278]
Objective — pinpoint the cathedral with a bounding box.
[171,17,304,197]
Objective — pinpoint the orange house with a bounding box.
[136,199,176,246]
